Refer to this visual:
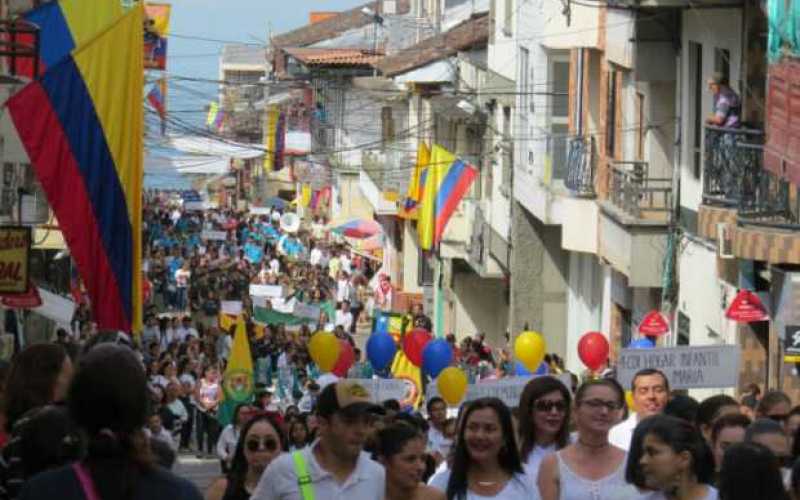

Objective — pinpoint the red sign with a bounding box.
[638,310,670,336]
[725,290,769,323]
[1,283,41,309]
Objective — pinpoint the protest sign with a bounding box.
[250,207,272,215]
[617,345,740,390]
[249,284,284,298]
[348,379,409,403]
[201,230,228,241]
[293,302,320,321]
[221,301,242,316]
[425,374,572,408]
[183,202,204,211]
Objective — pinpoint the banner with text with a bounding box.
[617,345,740,390]
[0,227,30,293]
[425,374,572,408]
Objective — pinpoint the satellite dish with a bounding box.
[280,212,300,233]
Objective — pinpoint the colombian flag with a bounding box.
[433,157,478,244]
[8,7,143,332]
[18,0,124,78]
[398,143,429,220]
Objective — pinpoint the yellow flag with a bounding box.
[302,184,312,207]
[417,144,454,250]
[391,351,423,408]
[264,105,280,172]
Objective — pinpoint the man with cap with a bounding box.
[252,380,385,500]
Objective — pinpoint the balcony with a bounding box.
[598,160,672,287]
[703,125,764,207]
[565,136,596,197]
[608,160,672,222]
[738,169,800,230]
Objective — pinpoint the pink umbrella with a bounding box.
[332,219,382,239]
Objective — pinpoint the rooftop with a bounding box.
[284,47,384,67]
[375,14,489,77]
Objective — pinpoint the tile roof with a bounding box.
[375,14,489,77]
[272,0,410,49]
[284,47,384,67]
[221,44,266,67]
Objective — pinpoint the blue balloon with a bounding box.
[366,331,397,371]
[374,315,389,335]
[535,361,549,375]
[515,362,532,376]
[629,338,655,349]
[422,339,453,378]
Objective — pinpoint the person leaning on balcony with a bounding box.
[706,72,741,128]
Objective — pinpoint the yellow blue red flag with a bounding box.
[8,6,143,332]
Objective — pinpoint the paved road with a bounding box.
[174,455,221,493]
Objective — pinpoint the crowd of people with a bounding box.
[4,190,800,499]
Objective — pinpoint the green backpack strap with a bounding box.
[291,451,315,500]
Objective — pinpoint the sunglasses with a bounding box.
[534,400,567,413]
[246,437,279,452]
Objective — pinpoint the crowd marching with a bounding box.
[1,191,799,499]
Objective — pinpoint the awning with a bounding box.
[32,227,66,250]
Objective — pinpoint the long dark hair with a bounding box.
[720,442,790,500]
[643,415,715,485]
[517,376,571,460]
[4,343,67,431]
[68,344,154,500]
[446,398,523,500]
[625,415,658,488]
[374,421,424,460]
[226,413,287,497]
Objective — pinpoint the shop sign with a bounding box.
[725,290,769,322]
[0,227,30,294]
[638,310,670,336]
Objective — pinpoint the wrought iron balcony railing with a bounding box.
[738,168,800,230]
[703,125,764,207]
[565,136,596,197]
[609,160,673,221]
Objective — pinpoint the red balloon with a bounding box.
[332,339,355,377]
[403,328,433,367]
[578,332,610,372]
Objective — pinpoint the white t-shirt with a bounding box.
[428,470,540,500]
[309,248,323,266]
[609,413,638,451]
[427,427,452,458]
[635,486,718,500]
[522,443,557,488]
[252,440,384,500]
[335,310,353,331]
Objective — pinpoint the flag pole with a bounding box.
[433,247,444,339]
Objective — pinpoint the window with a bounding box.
[549,56,570,179]
[381,106,395,144]
[636,92,645,160]
[714,48,730,85]
[504,0,513,35]
[418,249,434,286]
[677,311,690,345]
[501,106,512,189]
[606,68,618,157]
[688,41,703,179]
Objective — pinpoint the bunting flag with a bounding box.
[143,3,170,70]
[218,317,254,426]
[398,142,429,220]
[7,6,144,332]
[16,0,124,78]
[301,184,312,207]
[147,78,167,135]
[206,101,220,127]
[264,105,279,172]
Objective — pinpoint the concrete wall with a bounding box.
[447,266,509,345]
[402,221,423,294]
[509,201,569,351]
[565,252,605,370]
[539,0,600,50]
[331,171,374,225]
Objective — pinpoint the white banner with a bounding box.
[347,378,409,403]
[183,201,204,211]
[425,374,572,408]
[250,206,272,215]
[293,302,320,321]
[249,284,284,298]
[220,301,242,316]
[617,345,741,390]
[201,230,228,241]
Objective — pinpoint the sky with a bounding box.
[165,0,365,118]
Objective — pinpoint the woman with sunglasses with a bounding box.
[428,397,539,499]
[206,412,287,500]
[538,379,627,500]
[517,377,572,488]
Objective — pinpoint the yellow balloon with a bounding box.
[625,390,635,410]
[437,367,468,405]
[309,331,341,373]
[514,331,546,372]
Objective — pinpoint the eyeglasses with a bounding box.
[579,399,623,411]
[246,437,279,452]
[534,400,567,414]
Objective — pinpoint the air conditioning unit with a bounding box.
[717,222,734,259]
